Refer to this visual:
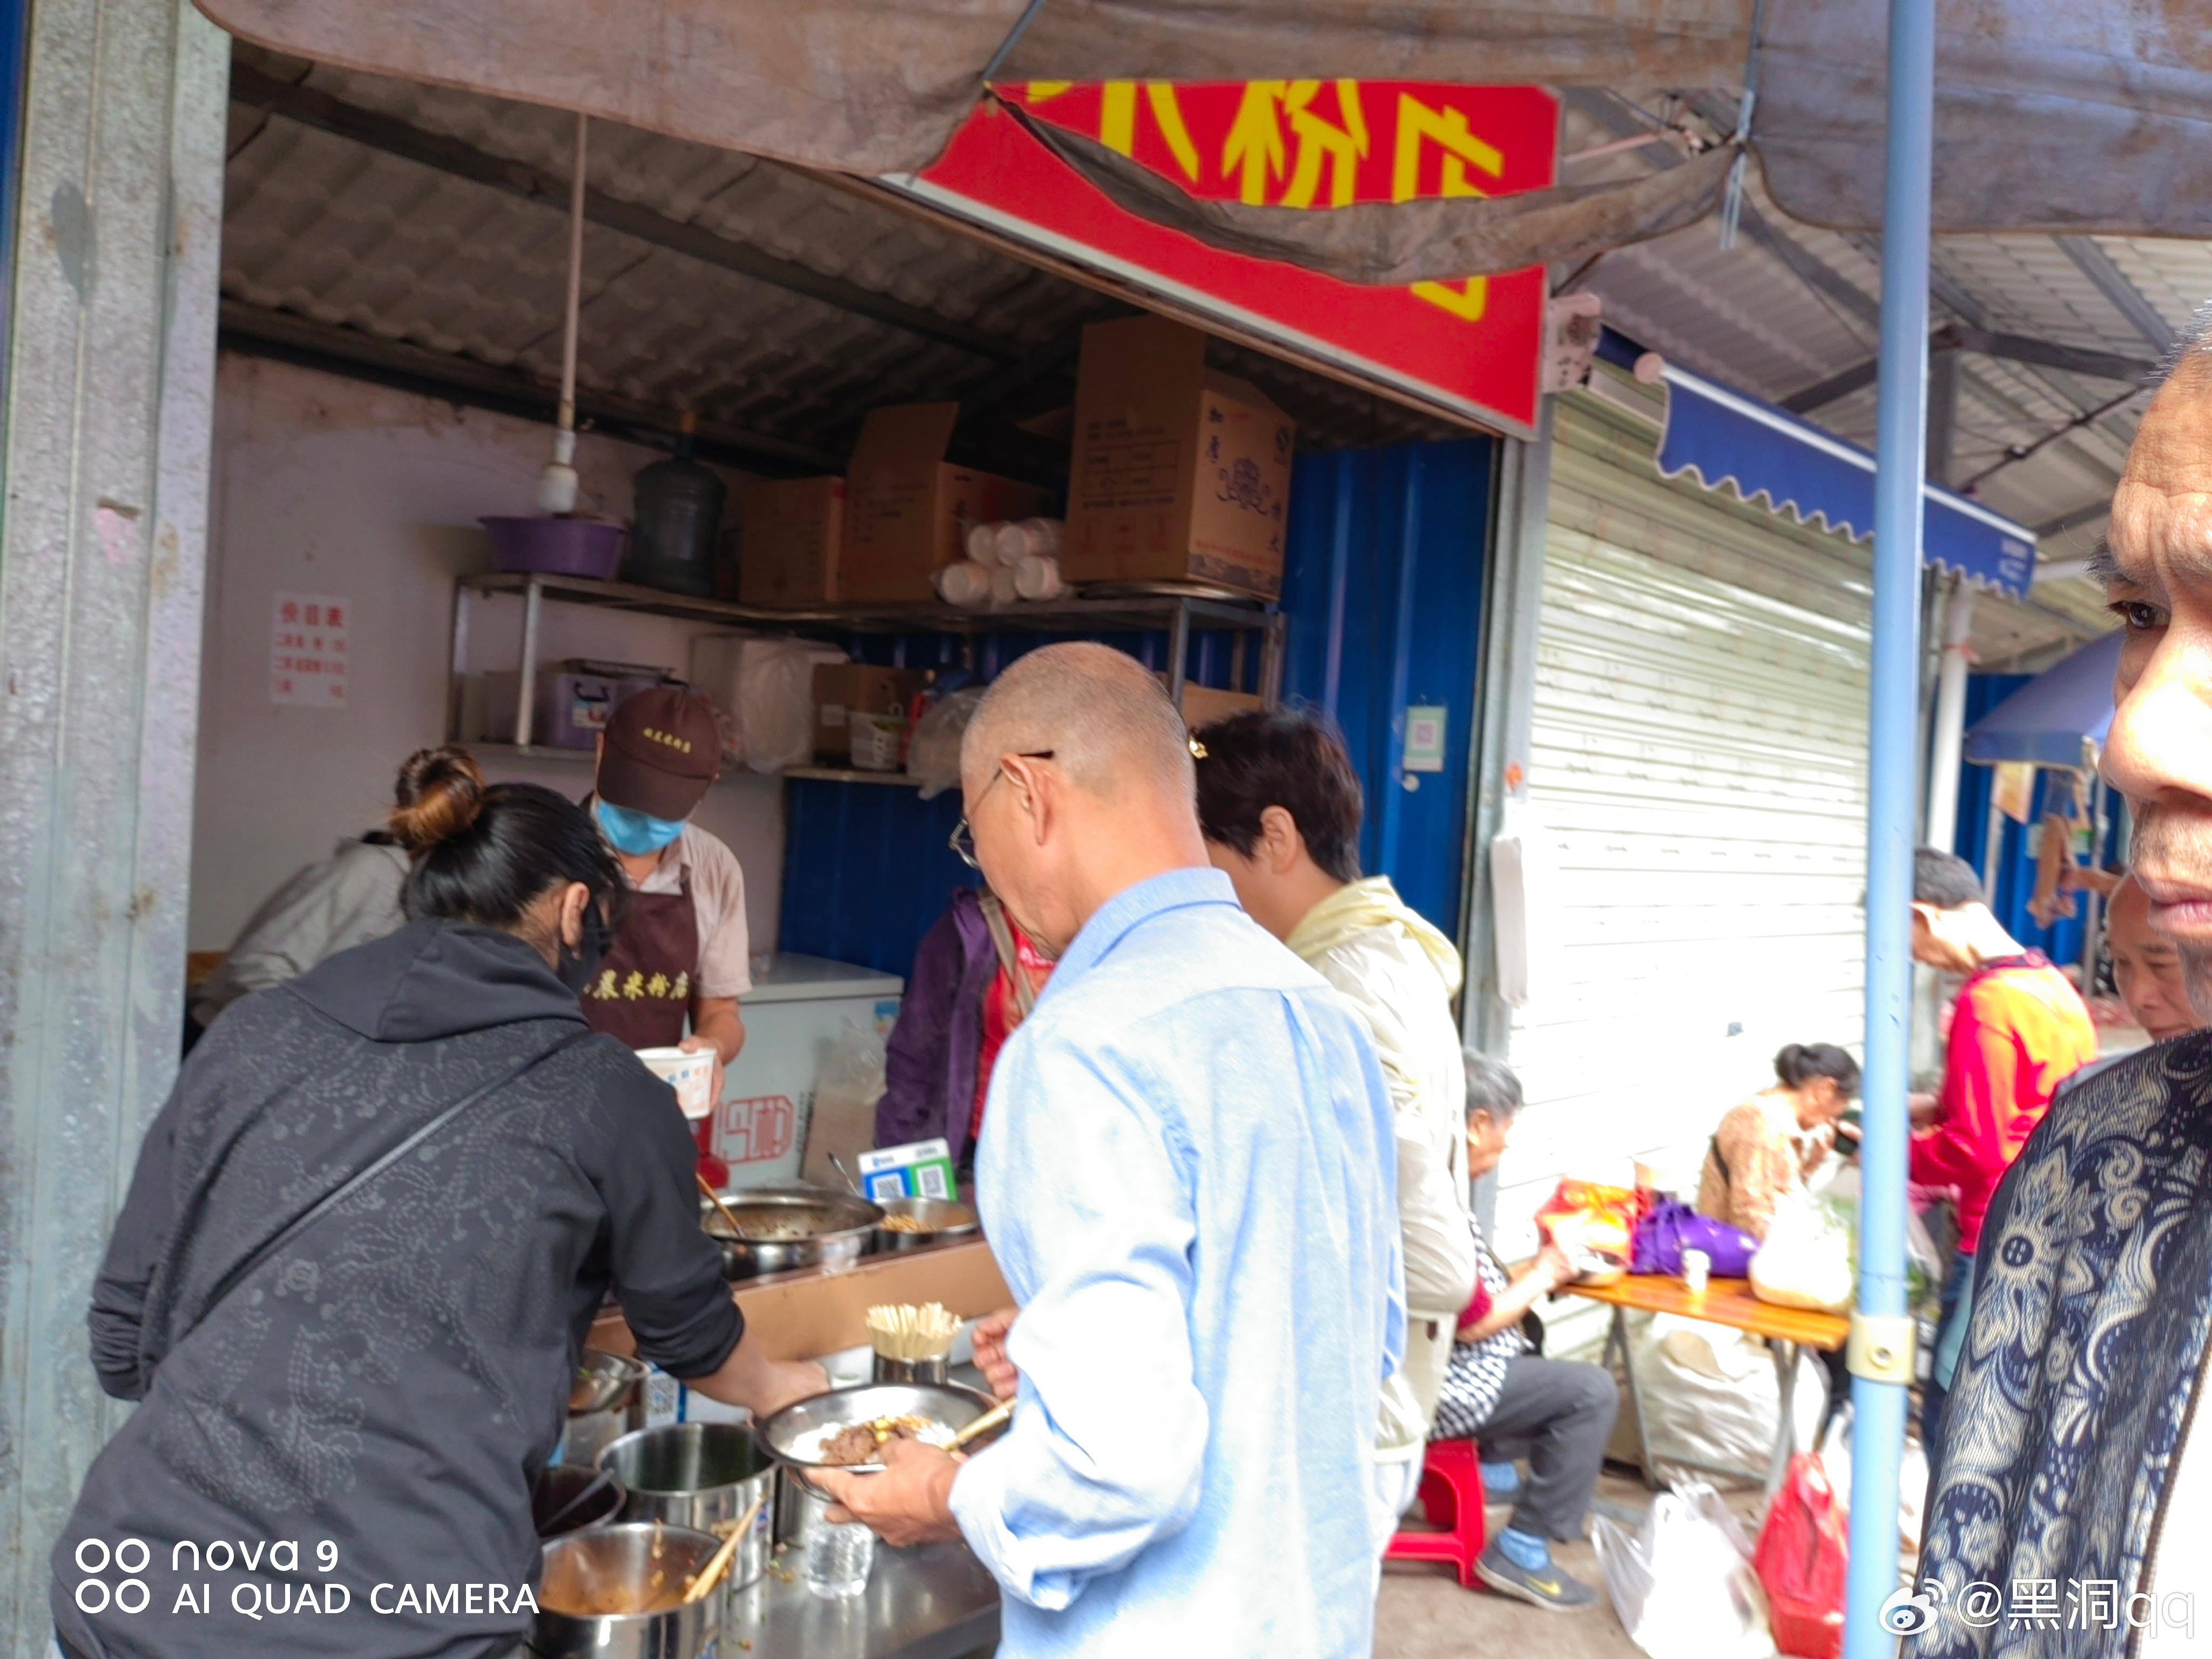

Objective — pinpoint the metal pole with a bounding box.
[1924,578,1974,853]
[1845,0,1934,1650]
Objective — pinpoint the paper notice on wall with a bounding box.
[1992,761,2035,825]
[269,591,349,708]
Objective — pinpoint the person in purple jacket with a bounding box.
[876,886,1049,1184]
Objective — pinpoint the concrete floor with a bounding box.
[1374,1468,1769,1659]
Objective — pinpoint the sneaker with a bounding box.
[1479,1461,1522,1499]
[1473,1541,1600,1612]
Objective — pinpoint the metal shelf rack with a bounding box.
[448,570,1284,756]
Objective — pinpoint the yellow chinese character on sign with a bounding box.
[1412,278,1489,321]
[592,969,617,1001]
[673,971,690,1001]
[1222,81,1290,204]
[623,971,645,1001]
[1030,81,1200,181]
[646,972,671,1000]
[1391,93,1503,202]
[1279,82,1368,209]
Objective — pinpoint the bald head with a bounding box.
[962,642,1196,804]
[959,643,1209,955]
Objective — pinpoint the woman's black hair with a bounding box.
[1190,706,1364,884]
[1773,1042,1862,1097]
[390,746,626,931]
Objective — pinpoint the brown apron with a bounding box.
[580,867,700,1048]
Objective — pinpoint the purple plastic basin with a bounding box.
[481,516,627,580]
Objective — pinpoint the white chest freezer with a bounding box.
[711,953,902,1191]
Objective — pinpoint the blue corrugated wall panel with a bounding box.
[778,435,1496,976]
[1952,671,2122,968]
[1279,440,1495,940]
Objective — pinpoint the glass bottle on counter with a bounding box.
[796,1482,875,1598]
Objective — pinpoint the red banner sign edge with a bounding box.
[878,172,1544,442]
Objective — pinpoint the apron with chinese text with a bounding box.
[581,869,699,1048]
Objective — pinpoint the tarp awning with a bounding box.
[193,0,2212,271]
[1654,362,2039,598]
[1963,629,2126,768]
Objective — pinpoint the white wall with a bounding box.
[192,353,785,952]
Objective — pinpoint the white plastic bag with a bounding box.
[741,639,845,774]
[1750,1187,1856,1313]
[799,1017,888,1188]
[905,687,984,799]
[1593,1480,1777,1659]
[1818,1405,1931,1561]
[1618,1313,1828,1480]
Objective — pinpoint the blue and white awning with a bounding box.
[1653,364,2038,599]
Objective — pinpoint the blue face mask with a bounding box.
[595,798,685,857]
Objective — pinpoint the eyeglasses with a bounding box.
[949,750,1054,869]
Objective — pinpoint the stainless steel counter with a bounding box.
[721,1539,999,1659]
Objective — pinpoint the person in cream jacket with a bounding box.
[1191,708,1478,1539]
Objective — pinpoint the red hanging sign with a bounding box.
[893,80,1559,434]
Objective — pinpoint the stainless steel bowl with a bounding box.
[532,1522,721,1658]
[595,1422,775,1591]
[871,1196,981,1253]
[571,1348,648,1414]
[757,1381,997,1494]
[699,1184,883,1280]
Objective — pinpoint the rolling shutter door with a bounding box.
[1495,390,1872,1345]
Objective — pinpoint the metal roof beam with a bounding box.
[2055,235,2176,355]
[227,66,1019,365]
[1783,325,2152,414]
[218,299,844,474]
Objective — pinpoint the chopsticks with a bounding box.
[697,1173,748,1239]
[682,1489,768,1604]
[864,1301,959,1362]
[946,1397,1015,1453]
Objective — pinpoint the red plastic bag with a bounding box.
[1754,1453,1849,1659]
[1533,1179,1645,1284]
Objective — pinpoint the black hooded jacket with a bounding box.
[53,919,739,1658]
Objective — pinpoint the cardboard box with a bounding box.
[1176,683,1266,730]
[840,403,1051,603]
[737,475,845,605]
[1062,315,1296,598]
[812,663,928,762]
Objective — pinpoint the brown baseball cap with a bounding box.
[597,684,721,820]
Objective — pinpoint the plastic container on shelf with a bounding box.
[847,711,906,772]
[628,415,727,597]
[481,516,627,579]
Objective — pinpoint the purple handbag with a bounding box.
[1630,1196,1762,1278]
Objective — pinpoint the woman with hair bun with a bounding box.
[52,745,824,1659]
[1695,1041,1862,1241]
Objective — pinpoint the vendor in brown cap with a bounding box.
[586,685,751,1091]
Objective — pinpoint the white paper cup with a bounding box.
[633,1046,716,1118]
[1682,1248,1711,1294]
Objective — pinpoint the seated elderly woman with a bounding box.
[1431,1054,1617,1614]
[1695,1042,1860,1241]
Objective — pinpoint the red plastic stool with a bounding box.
[1384,1440,1489,1588]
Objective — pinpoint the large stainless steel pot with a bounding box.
[871,1196,980,1253]
[532,1522,721,1659]
[596,1422,774,1591]
[698,1185,882,1280]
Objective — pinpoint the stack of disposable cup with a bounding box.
[992,517,1063,564]
[936,561,993,607]
[989,564,1020,606]
[1013,555,1065,601]
[963,522,1000,564]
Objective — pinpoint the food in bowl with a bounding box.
[879,1213,936,1234]
[804,1414,953,1467]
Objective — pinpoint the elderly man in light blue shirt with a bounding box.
[817,643,1404,1658]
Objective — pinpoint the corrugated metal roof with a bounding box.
[219,46,1459,463]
